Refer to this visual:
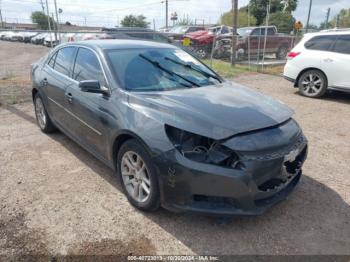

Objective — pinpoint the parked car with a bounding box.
[284,30,350,98]
[31,40,307,215]
[184,25,233,59]
[165,25,206,41]
[0,31,7,40]
[43,33,60,47]
[9,31,25,41]
[215,26,293,60]
[23,32,40,43]
[31,33,48,45]
[2,31,15,41]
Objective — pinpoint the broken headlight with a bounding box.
[165,125,240,168]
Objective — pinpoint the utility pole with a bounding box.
[165,0,168,28]
[52,12,57,43]
[45,0,53,48]
[336,14,340,28]
[324,7,330,29]
[53,0,60,43]
[39,0,45,13]
[230,0,238,66]
[0,0,4,28]
[305,0,312,33]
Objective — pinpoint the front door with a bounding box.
[65,47,110,158]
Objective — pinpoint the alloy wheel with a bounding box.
[277,47,288,59]
[196,49,207,59]
[300,73,323,96]
[121,151,151,203]
[35,97,47,129]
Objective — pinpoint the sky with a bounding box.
[1,0,349,29]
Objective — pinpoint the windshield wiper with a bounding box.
[164,56,222,82]
[139,54,200,87]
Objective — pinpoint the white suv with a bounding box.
[283,30,350,98]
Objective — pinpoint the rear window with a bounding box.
[333,35,350,54]
[52,47,76,77]
[304,35,337,51]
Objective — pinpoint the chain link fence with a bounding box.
[183,33,302,72]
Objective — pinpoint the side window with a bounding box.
[252,28,265,36]
[54,47,76,77]
[48,52,57,68]
[221,26,229,34]
[304,35,337,51]
[333,35,350,54]
[267,28,275,35]
[73,48,105,85]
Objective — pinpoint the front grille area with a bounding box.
[192,195,237,209]
[243,133,307,161]
[258,144,307,192]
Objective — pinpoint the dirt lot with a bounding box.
[0,41,350,256]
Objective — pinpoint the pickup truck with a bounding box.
[183,25,233,59]
[214,26,293,60]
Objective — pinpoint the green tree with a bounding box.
[249,0,297,25]
[220,7,257,27]
[120,15,149,28]
[30,11,56,30]
[264,11,295,33]
[330,9,350,28]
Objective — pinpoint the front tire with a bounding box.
[298,70,328,98]
[117,139,160,212]
[34,94,56,133]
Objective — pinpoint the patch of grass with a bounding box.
[260,65,284,76]
[203,59,284,78]
[203,59,251,78]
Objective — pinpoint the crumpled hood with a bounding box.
[127,81,294,140]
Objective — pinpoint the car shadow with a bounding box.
[5,104,350,255]
[292,89,350,105]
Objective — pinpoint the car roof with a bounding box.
[61,39,176,50]
[102,27,155,32]
[304,30,350,37]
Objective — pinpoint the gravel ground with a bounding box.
[0,42,350,256]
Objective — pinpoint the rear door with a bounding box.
[65,47,110,158]
[303,35,337,86]
[322,34,350,89]
[41,46,77,127]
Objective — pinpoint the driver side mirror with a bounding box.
[79,80,109,96]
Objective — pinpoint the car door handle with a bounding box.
[65,92,73,103]
[40,78,48,87]
[324,58,333,63]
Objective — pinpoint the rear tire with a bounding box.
[34,93,56,133]
[276,46,288,60]
[298,69,328,98]
[117,139,160,212]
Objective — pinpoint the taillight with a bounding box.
[287,52,301,59]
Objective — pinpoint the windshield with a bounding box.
[106,48,221,91]
[237,28,252,36]
[169,26,188,34]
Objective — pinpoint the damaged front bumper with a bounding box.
[154,123,308,216]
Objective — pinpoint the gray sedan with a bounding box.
[31,40,307,215]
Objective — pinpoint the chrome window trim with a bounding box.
[45,44,111,94]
